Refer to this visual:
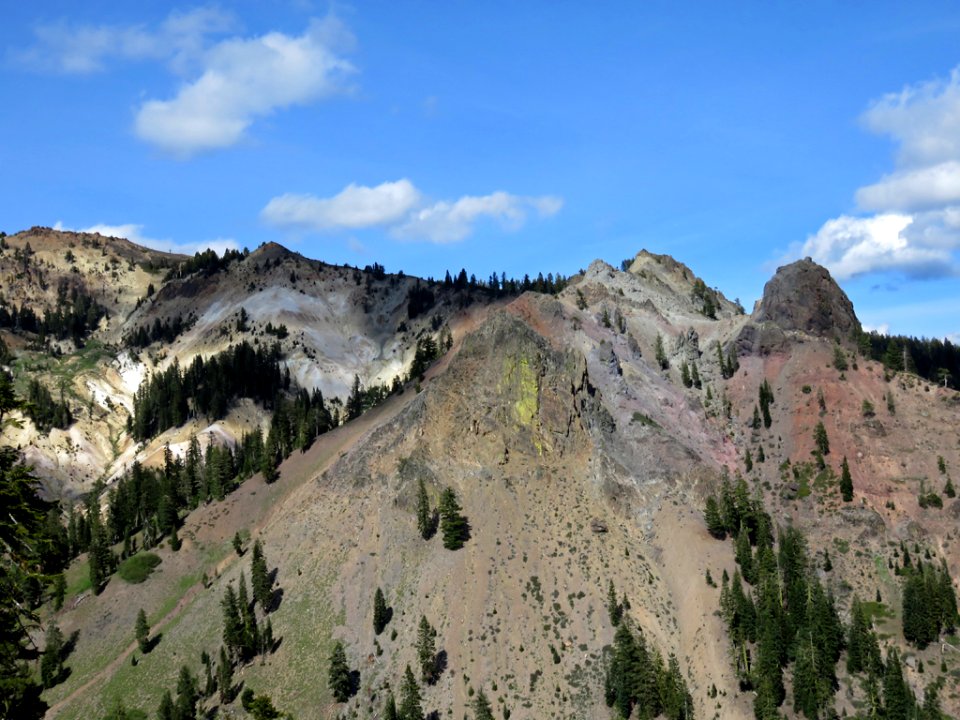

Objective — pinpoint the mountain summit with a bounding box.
[754,257,861,338]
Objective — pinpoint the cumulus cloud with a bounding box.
[261,180,420,230]
[801,67,960,279]
[14,10,355,157]
[261,180,562,243]
[799,213,955,280]
[862,68,960,168]
[14,7,235,74]
[856,161,960,212]
[135,17,356,157]
[54,221,237,257]
[392,191,563,243]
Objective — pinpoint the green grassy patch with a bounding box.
[833,538,850,555]
[813,467,835,492]
[631,411,659,428]
[860,601,895,624]
[117,553,162,584]
[65,557,93,599]
[874,555,891,583]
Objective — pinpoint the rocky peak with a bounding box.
[753,257,860,338]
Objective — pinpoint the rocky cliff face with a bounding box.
[753,257,861,338]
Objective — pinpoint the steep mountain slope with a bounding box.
[1,229,510,499]
[4,235,959,719]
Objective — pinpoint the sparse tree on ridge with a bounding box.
[417,615,437,683]
[135,608,150,653]
[438,486,469,550]
[399,664,425,720]
[251,539,271,611]
[840,457,853,502]
[328,640,352,702]
[373,587,390,635]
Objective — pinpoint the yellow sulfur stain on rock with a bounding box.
[501,354,539,424]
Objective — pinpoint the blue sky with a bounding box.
[2,2,959,340]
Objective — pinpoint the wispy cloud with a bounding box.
[261,180,420,231]
[392,192,563,243]
[54,221,237,256]
[800,67,960,279]
[14,7,236,74]
[135,16,356,157]
[14,9,355,158]
[261,180,562,243]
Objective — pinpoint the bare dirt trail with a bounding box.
[45,386,419,718]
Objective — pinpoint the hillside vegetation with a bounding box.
[1,229,959,720]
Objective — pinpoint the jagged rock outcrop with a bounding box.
[753,257,860,338]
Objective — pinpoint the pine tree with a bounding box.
[260,431,279,484]
[752,405,761,430]
[135,608,150,653]
[840,456,853,502]
[346,374,364,419]
[384,690,399,720]
[661,653,693,720]
[921,683,943,720]
[945,475,956,498]
[744,449,753,473]
[373,587,390,635]
[237,572,259,658]
[40,623,64,688]
[399,664,425,720]
[716,342,729,378]
[792,632,824,719]
[882,648,914,720]
[759,379,774,429]
[655,333,669,370]
[735,525,755,585]
[221,584,244,662]
[328,640,352,702]
[175,664,198,720]
[417,615,437,683]
[607,580,623,626]
[217,647,234,704]
[157,690,175,720]
[727,347,740,377]
[938,560,958,633]
[472,689,495,720]
[680,362,692,388]
[416,478,433,540]
[704,495,726,539]
[250,539,271,611]
[813,421,830,456]
[438,486,469,550]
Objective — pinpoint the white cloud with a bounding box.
[135,17,356,157]
[261,180,420,230]
[861,322,890,336]
[54,221,237,257]
[261,180,562,243]
[802,66,960,279]
[862,67,960,168]
[856,161,960,212]
[15,7,235,74]
[799,213,956,279]
[392,191,563,243]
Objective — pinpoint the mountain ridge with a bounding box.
[2,226,959,719]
